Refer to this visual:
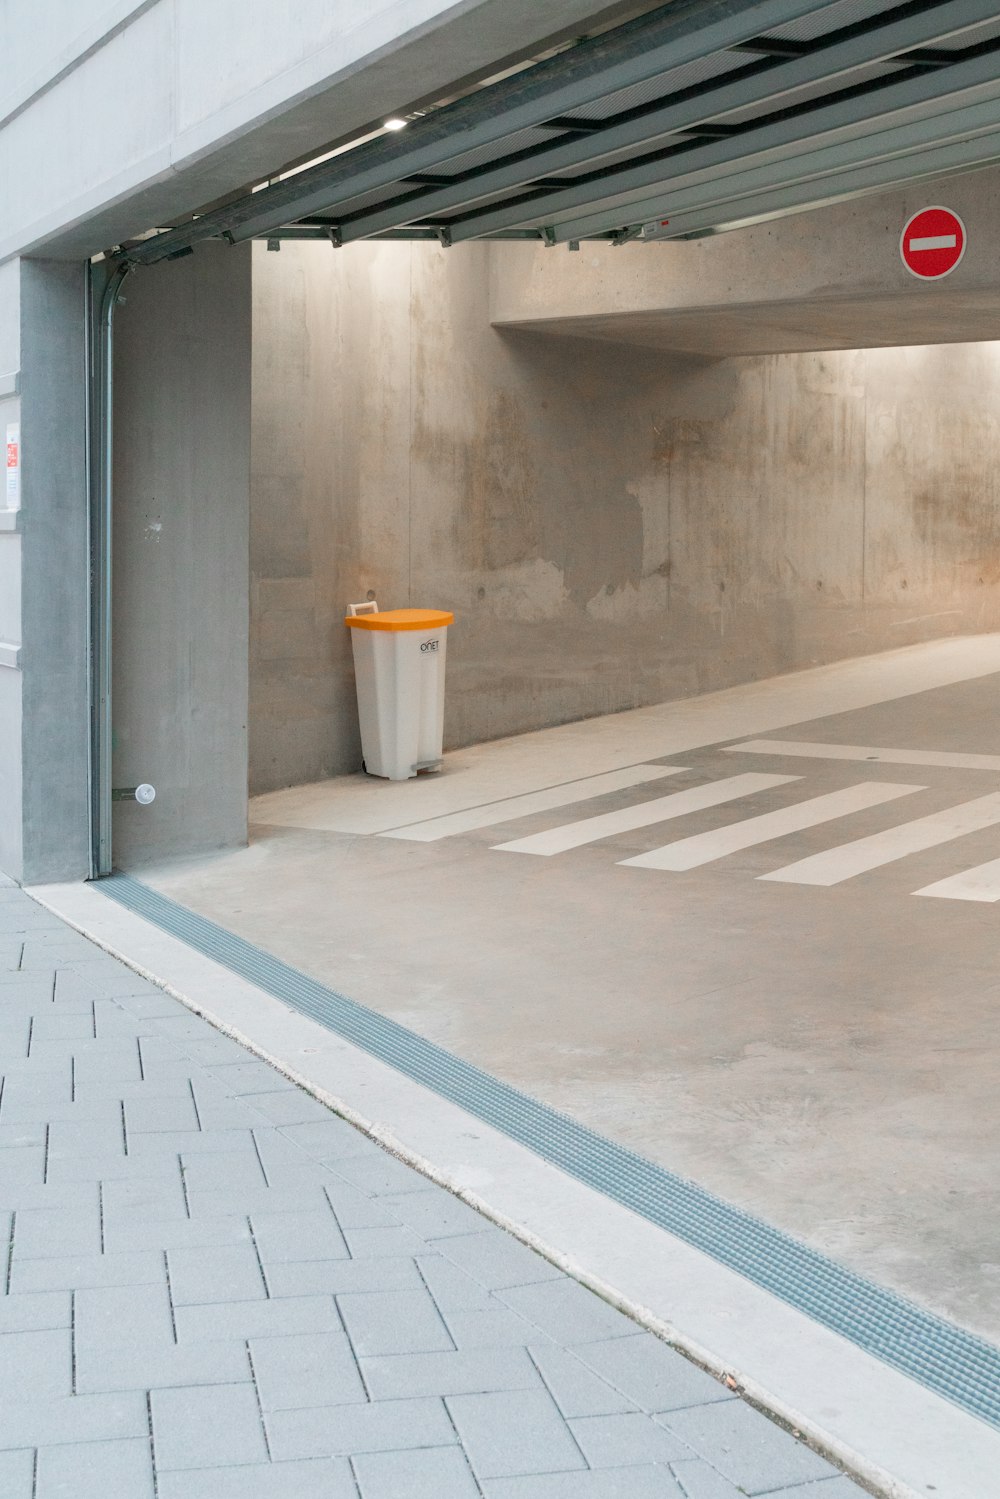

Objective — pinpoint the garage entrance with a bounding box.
[105,215,1000,1340]
[92,0,1000,1469]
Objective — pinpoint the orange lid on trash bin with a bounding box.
[345,608,454,631]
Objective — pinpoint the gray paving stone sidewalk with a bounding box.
[0,880,869,1498]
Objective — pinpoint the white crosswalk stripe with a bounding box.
[724,738,1000,773]
[492,772,799,856]
[618,782,924,872]
[914,858,1000,903]
[761,791,1000,887]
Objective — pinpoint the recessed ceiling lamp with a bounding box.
[383,118,408,131]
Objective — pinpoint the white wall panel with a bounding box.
[0,0,620,262]
[3,4,175,242]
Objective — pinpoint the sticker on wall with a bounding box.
[900,206,966,280]
[5,423,19,509]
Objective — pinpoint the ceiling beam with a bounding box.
[265,225,601,241]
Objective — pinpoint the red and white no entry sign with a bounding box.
[900,206,966,279]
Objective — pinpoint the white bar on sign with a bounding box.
[723,739,1000,772]
[620,782,923,872]
[908,234,957,252]
[761,791,1000,886]
[493,772,798,856]
[914,858,1000,903]
[379,764,684,841]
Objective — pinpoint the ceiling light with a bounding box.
[383,118,408,131]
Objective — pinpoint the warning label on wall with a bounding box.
[5,423,19,509]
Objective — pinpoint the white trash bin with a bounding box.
[345,603,454,780]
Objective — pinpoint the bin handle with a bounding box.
[347,600,379,616]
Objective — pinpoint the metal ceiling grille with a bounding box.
[766,0,903,42]
[124,0,1000,263]
[566,48,755,119]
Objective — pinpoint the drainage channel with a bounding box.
[101,870,1000,1431]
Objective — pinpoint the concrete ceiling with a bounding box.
[503,291,1000,356]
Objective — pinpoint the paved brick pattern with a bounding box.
[0,885,869,1497]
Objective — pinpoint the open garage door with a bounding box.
[117,0,1000,260]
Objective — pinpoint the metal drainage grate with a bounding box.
[101,871,1000,1430]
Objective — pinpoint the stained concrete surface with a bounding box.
[248,240,1000,802]
[112,243,252,868]
[486,292,1000,358]
[138,643,1000,1343]
[3,261,90,885]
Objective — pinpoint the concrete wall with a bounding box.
[249,239,1000,795]
[112,244,252,866]
[19,262,91,883]
[0,259,23,879]
[0,260,91,885]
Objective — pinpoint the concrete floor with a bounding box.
[139,638,1000,1343]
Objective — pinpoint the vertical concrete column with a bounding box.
[112,243,251,866]
[10,260,90,883]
